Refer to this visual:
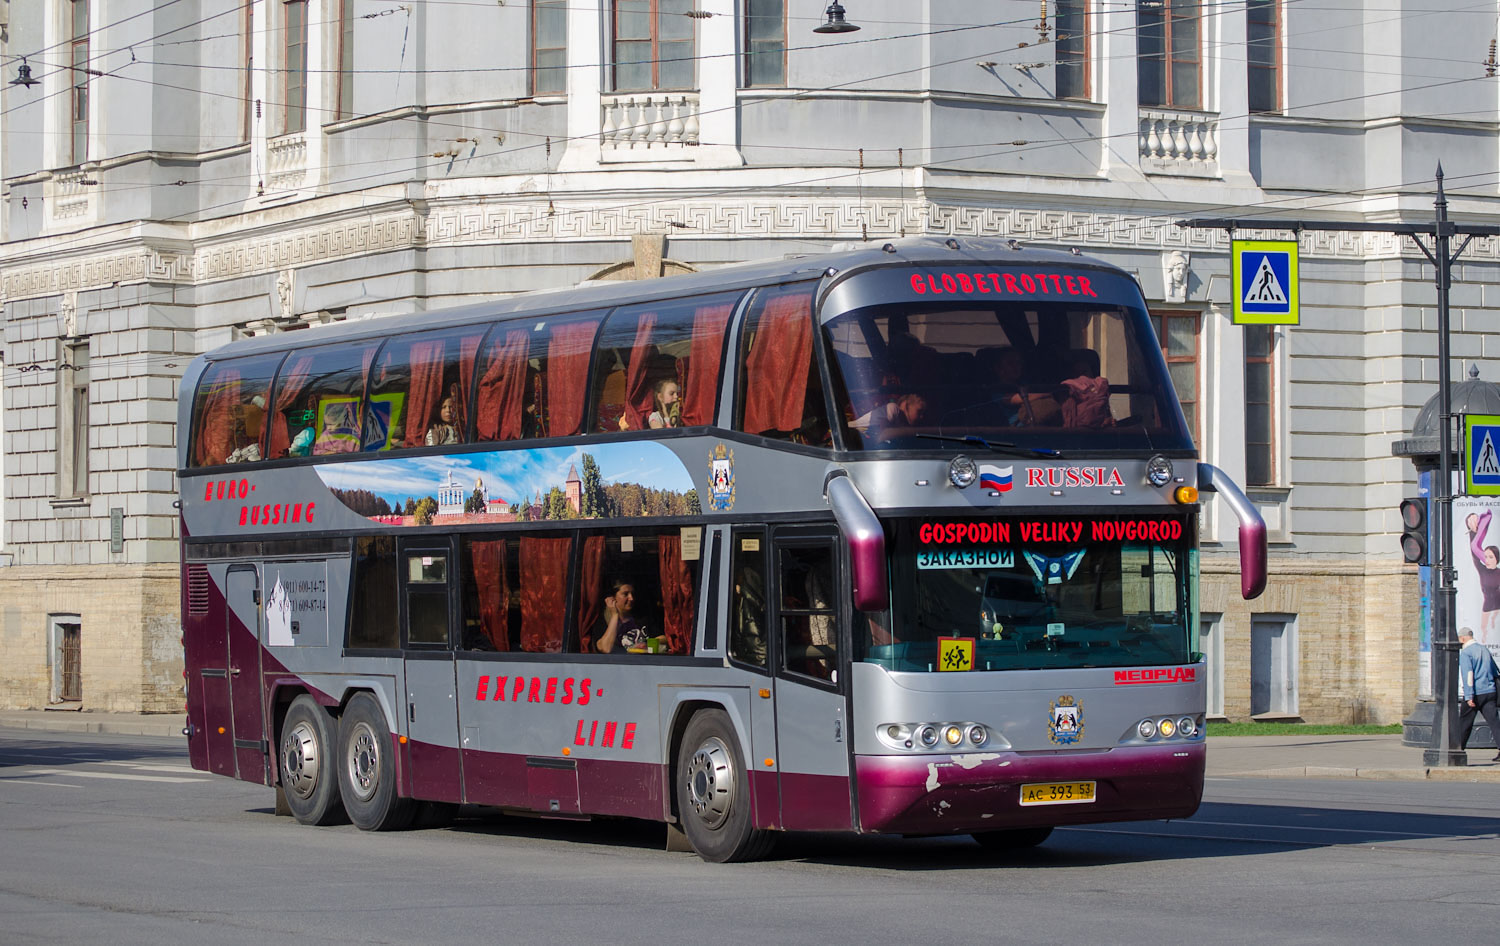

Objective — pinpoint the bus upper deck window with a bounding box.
[267,341,381,460]
[365,326,486,452]
[189,352,286,467]
[737,283,831,447]
[591,292,740,434]
[476,314,603,442]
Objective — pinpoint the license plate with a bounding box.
[1019,780,1097,806]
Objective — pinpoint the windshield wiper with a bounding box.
[915,433,1062,459]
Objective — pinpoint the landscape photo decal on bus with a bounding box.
[314,443,699,525]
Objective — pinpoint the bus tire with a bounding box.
[337,692,415,831]
[972,826,1053,850]
[675,709,773,863]
[278,695,347,826]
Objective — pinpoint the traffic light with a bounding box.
[1399,497,1428,564]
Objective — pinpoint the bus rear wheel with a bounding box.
[337,692,415,831]
[279,695,346,826]
[972,826,1054,851]
[675,709,773,862]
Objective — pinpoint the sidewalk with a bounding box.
[3,711,1499,782]
[1206,733,1500,782]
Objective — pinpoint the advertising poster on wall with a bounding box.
[1454,496,1500,665]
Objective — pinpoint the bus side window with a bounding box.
[349,536,399,650]
[729,532,768,669]
[267,341,380,459]
[738,283,832,446]
[576,530,696,656]
[189,352,284,467]
[461,535,518,651]
[476,315,602,442]
[367,326,485,451]
[779,544,838,680]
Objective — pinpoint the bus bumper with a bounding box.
[853,743,1204,835]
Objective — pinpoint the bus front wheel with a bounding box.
[279,695,347,826]
[675,709,773,862]
[337,692,415,831]
[972,826,1054,851]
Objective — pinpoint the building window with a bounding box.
[284,0,309,134]
[745,0,786,88]
[1054,0,1088,100]
[1250,613,1297,716]
[1200,613,1224,717]
[1150,311,1199,443]
[613,0,696,92]
[1137,0,1201,110]
[70,0,90,165]
[339,0,356,118]
[1245,325,1275,485]
[57,341,90,500]
[1247,0,1280,113]
[533,0,568,95]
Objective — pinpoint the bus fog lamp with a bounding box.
[949,455,978,488]
[1177,716,1196,737]
[1146,456,1174,488]
[1157,717,1176,738]
[1138,719,1157,739]
[944,725,964,746]
[918,725,940,747]
[967,725,988,746]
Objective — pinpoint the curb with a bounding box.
[0,713,183,739]
[1220,765,1500,782]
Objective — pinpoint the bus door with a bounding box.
[771,530,853,831]
[400,540,463,804]
[225,565,268,782]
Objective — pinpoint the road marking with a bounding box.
[0,778,82,788]
[25,767,206,784]
[97,761,198,774]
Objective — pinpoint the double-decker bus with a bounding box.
[178,237,1266,861]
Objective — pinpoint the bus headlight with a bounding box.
[949,455,978,488]
[944,725,964,746]
[918,725,940,747]
[1138,718,1157,739]
[1157,717,1177,738]
[968,725,988,747]
[1178,716,1196,738]
[1146,455,1174,488]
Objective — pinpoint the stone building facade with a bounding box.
[2,0,1494,718]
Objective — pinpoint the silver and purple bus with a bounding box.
[179,237,1265,861]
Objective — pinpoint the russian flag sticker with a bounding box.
[979,465,1013,492]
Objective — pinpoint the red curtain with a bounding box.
[742,291,814,435]
[658,534,695,656]
[456,332,481,437]
[547,320,598,437]
[404,339,447,447]
[475,329,529,441]
[576,535,605,653]
[471,540,510,651]
[268,354,315,458]
[194,368,241,466]
[681,303,732,427]
[621,312,658,430]
[520,536,569,653]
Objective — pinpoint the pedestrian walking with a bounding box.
[1456,628,1500,761]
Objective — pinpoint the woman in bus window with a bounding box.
[426,390,463,446]
[596,580,652,653]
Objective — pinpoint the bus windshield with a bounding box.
[823,300,1193,452]
[861,515,1195,672]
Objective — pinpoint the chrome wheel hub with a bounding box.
[281,720,321,800]
[684,736,735,830]
[346,720,381,803]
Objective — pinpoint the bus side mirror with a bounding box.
[825,473,889,612]
[1197,463,1267,600]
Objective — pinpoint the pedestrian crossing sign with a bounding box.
[1232,239,1299,325]
[1465,414,1500,495]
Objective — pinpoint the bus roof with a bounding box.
[199,238,1132,363]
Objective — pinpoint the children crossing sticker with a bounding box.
[1232,239,1299,325]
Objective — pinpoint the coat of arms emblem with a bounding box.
[1048,695,1084,745]
[708,444,735,511]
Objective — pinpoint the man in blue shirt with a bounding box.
[1457,628,1500,761]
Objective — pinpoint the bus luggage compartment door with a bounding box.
[225,566,268,782]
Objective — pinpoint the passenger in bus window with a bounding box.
[853,391,929,439]
[225,396,266,463]
[426,391,463,446]
[993,349,1057,426]
[1059,351,1113,428]
[648,378,681,429]
[596,580,652,653]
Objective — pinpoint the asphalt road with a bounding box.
[2,728,1497,945]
